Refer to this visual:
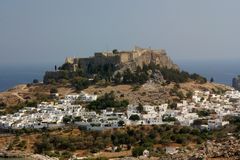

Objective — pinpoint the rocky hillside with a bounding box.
[0,80,230,112]
[83,81,230,105]
[0,84,75,109]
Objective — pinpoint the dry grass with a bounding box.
[83,81,230,105]
[95,150,132,158]
[0,84,76,107]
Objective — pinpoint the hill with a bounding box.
[0,84,75,114]
[43,47,178,84]
[0,80,229,112]
[0,47,235,160]
[0,47,231,112]
[83,81,230,105]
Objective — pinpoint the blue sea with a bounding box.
[0,60,238,92]
[0,64,53,92]
[177,59,238,86]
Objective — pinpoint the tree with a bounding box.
[136,66,142,74]
[123,68,133,84]
[186,91,193,99]
[177,91,184,100]
[179,126,191,134]
[129,115,140,121]
[160,68,189,83]
[59,63,73,71]
[175,134,188,144]
[162,115,176,122]
[113,72,122,84]
[138,72,148,84]
[197,110,210,117]
[210,77,214,83]
[61,151,73,159]
[88,92,129,110]
[118,120,125,127]
[34,137,53,153]
[136,103,144,113]
[169,102,177,110]
[33,79,39,84]
[0,102,6,108]
[72,77,90,91]
[142,63,148,72]
[191,128,200,136]
[190,73,207,84]
[112,49,118,54]
[50,87,58,94]
[132,146,145,157]
[63,115,72,124]
[192,119,203,126]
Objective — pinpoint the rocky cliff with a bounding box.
[115,47,179,74]
[121,47,179,69]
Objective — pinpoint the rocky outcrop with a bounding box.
[121,47,179,70]
[69,46,179,72]
[205,138,240,158]
[44,47,178,84]
[169,137,240,159]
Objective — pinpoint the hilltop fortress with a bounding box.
[44,47,178,83]
[65,47,179,72]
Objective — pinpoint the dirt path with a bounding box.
[11,92,25,101]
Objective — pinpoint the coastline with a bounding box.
[0,64,53,92]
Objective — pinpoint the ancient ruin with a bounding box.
[65,46,179,72]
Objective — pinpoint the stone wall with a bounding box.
[119,52,130,64]
[43,47,179,84]
[65,47,179,72]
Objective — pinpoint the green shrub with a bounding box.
[88,92,129,110]
[132,146,145,157]
[197,110,210,117]
[129,115,140,121]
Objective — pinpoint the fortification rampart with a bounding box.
[66,47,179,71]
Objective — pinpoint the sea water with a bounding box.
[0,64,53,92]
[177,59,238,86]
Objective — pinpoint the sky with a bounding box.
[1,0,240,66]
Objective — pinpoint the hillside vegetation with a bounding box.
[0,73,229,113]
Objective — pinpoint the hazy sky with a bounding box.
[1,0,240,66]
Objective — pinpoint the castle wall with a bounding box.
[134,52,152,68]
[78,54,121,71]
[119,52,130,63]
[43,47,179,84]
[132,50,144,60]
[94,55,120,66]
[78,58,94,70]
[73,47,179,72]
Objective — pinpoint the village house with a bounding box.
[0,87,239,131]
